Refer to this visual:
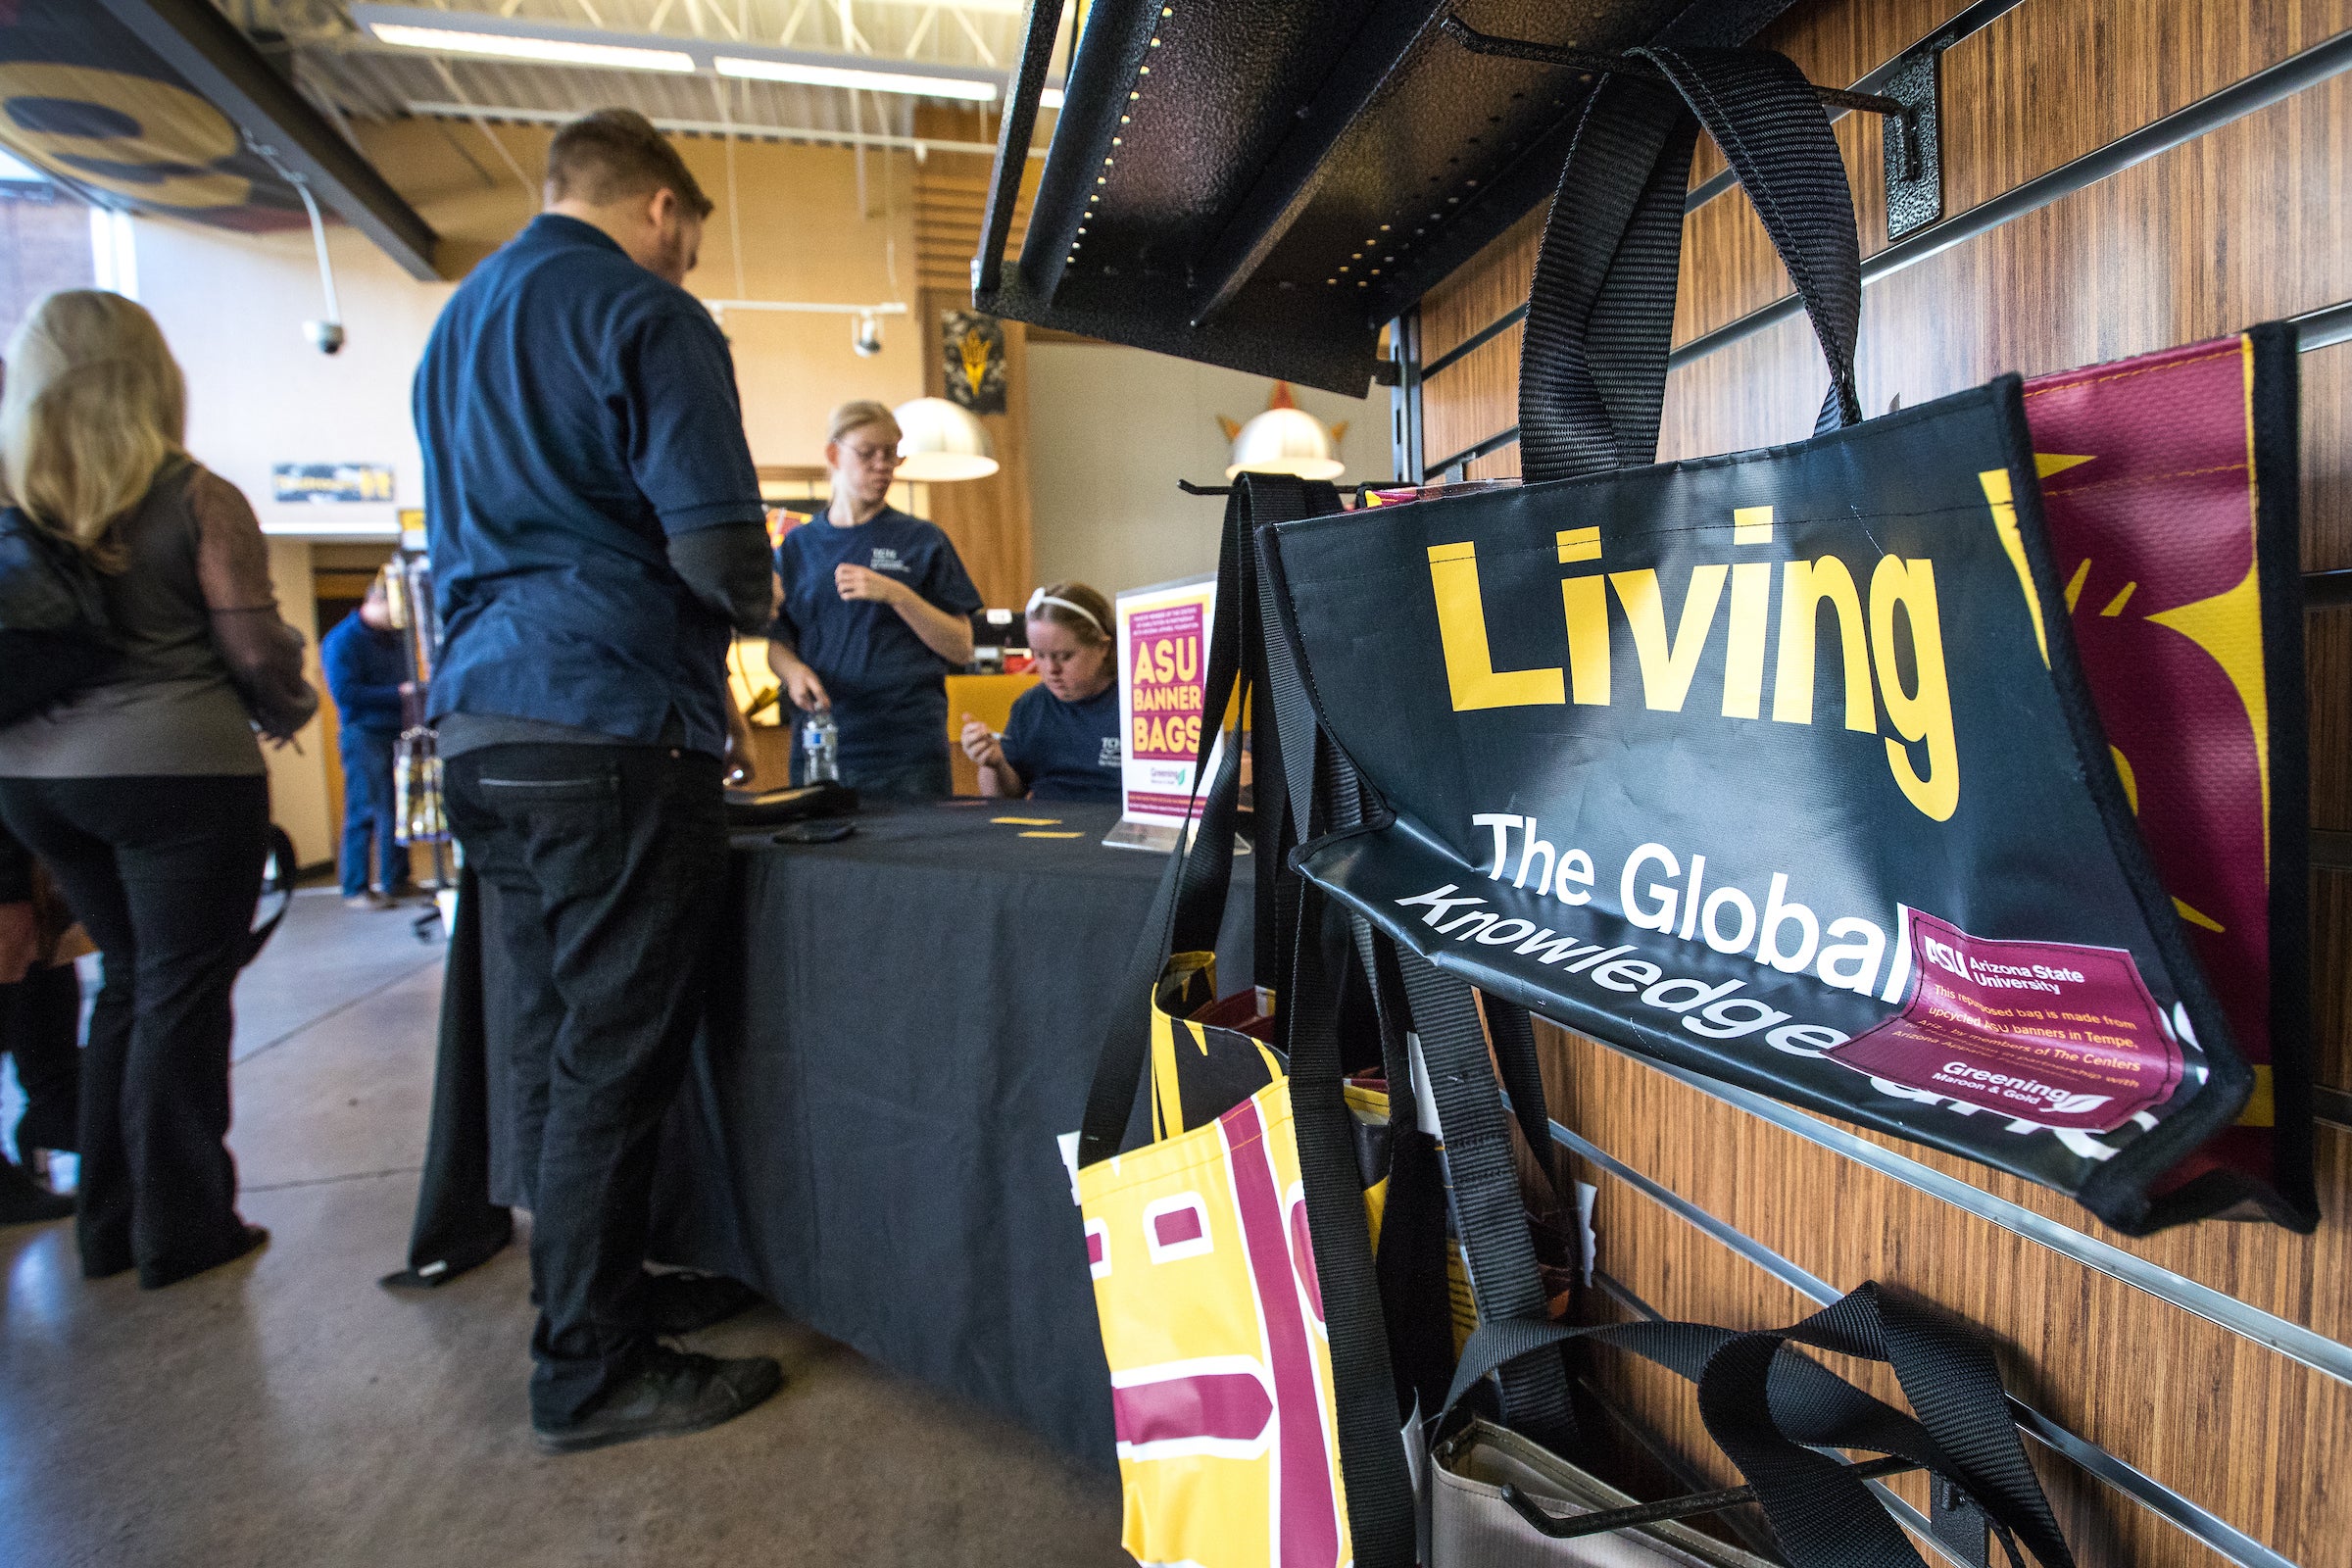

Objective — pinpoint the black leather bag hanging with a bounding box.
[1254,46,2293,1237]
[0,506,118,725]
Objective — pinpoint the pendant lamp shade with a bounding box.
[1225,405,1344,480]
[892,396,1000,481]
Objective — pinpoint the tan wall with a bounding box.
[1025,341,1390,597]
[125,123,932,858]
[139,122,927,518]
[261,538,330,866]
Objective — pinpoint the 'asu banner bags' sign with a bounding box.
[1258,46,2312,1237]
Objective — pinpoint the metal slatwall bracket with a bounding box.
[1929,1477,1993,1568]
[1390,309,1426,483]
[1879,37,1948,240]
[1440,15,1949,246]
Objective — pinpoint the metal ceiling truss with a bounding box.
[97,0,439,276]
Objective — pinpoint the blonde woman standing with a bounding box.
[767,400,980,798]
[0,290,316,1288]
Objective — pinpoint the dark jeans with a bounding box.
[0,775,267,1281]
[3,960,81,1160]
[338,726,405,896]
[443,743,727,1425]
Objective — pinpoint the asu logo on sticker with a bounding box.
[1829,908,2185,1131]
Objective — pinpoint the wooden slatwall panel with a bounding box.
[1409,2,2352,1564]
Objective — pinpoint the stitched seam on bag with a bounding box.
[2021,346,2238,398]
[2038,461,2250,499]
[1280,499,2025,590]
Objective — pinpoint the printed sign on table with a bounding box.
[1106,573,1219,851]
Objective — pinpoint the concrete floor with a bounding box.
[0,892,1126,1568]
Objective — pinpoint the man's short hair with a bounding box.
[545,110,713,218]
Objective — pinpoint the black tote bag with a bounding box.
[1255,45,2298,1236]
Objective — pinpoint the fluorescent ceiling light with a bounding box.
[714,56,996,102]
[369,21,695,73]
[1038,86,1065,110]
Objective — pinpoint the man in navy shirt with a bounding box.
[319,580,411,907]
[767,401,978,798]
[413,110,781,1453]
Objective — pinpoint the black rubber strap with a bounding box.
[1520,45,1864,484]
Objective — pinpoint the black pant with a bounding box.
[443,744,727,1424]
[0,775,267,1281]
[3,960,82,1160]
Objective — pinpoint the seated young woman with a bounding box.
[960,582,1121,803]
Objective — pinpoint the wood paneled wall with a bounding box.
[1410,3,2351,1565]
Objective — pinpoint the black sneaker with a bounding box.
[532,1347,784,1455]
[643,1270,762,1335]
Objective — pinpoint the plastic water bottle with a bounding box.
[801,709,840,784]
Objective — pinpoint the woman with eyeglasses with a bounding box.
[960,581,1121,804]
[767,400,980,799]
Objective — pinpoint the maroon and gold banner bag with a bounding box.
[2019,331,2311,1222]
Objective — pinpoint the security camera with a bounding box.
[305,318,346,356]
[852,313,883,357]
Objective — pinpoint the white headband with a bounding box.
[1025,587,1105,636]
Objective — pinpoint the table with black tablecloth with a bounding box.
[402,799,1251,1467]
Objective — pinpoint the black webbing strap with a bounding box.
[1722,1285,2074,1568]
[1250,487,1342,1052]
[1519,73,1695,481]
[1647,45,1862,435]
[1394,948,1577,1449]
[1076,478,1324,1163]
[1520,45,1864,485]
[1444,1288,2076,1568]
[1248,494,1417,1564]
[1482,995,1560,1194]
[1353,916,1459,1425]
[1286,874,1417,1567]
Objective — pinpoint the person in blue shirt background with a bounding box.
[960,581,1121,804]
[766,401,979,799]
[319,578,411,908]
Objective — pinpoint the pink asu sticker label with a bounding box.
[1828,910,2184,1132]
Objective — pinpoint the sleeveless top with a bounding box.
[0,460,279,778]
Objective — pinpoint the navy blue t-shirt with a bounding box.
[413,214,762,756]
[1001,682,1121,803]
[771,508,981,773]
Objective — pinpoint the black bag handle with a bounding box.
[1519,44,1864,484]
[1075,476,1337,1165]
[1444,1287,2076,1568]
